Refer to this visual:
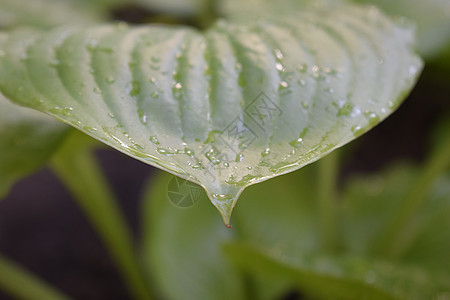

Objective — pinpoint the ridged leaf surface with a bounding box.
[0,4,422,223]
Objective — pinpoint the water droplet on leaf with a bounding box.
[289,138,303,148]
[149,136,160,145]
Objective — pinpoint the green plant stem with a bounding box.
[317,151,340,253]
[372,138,450,258]
[199,0,219,29]
[51,132,152,300]
[0,254,71,300]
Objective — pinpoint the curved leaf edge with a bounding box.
[0,4,424,224]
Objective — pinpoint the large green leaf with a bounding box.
[0,0,103,29]
[225,243,450,300]
[341,164,450,271]
[0,0,156,30]
[0,3,422,223]
[222,0,345,20]
[353,0,450,59]
[399,172,450,271]
[0,95,68,198]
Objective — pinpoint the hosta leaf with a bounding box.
[225,243,450,300]
[0,95,69,198]
[341,164,417,255]
[353,0,450,59]
[0,3,422,223]
[222,0,345,21]
[0,0,102,29]
[341,163,450,272]
[399,172,450,272]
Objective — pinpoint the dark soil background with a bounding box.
[0,6,449,298]
[0,150,153,300]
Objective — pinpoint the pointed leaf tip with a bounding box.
[209,195,236,226]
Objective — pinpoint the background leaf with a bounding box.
[141,145,450,299]
[0,3,422,222]
[225,243,450,300]
[0,95,68,198]
[0,0,103,29]
[352,0,450,60]
[341,164,450,271]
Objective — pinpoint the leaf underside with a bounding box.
[0,3,422,223]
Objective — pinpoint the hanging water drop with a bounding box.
[364,111,380,126]
[49,106,73,117]
[138,109,147,125]
[235,154,244,162]
[149,136,160,145]
[83,126,98,134]
[191,162,205,170]
[261,148,271,157]
[184,148,195,156]
[157,148,173,156]
[205,148,221,165]
[289,137,303,148]
[351,125,364,137]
